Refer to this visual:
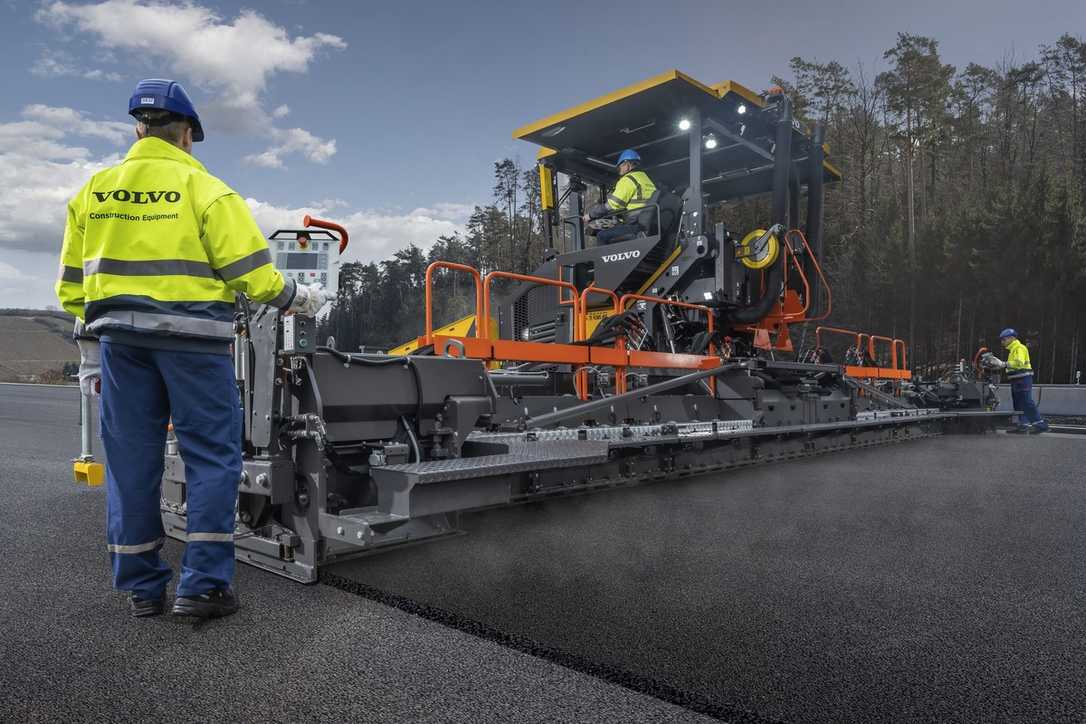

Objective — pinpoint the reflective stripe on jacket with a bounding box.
[606,170,656,212]
[1005,339,1033,379]
[56,137,294,344]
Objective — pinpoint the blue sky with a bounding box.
[1,0,1083,308]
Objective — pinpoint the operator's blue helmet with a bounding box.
[128,79,204,142]
[616,149,641,166]
[999,328,1017,339]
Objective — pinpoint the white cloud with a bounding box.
[22,105,132,145]
[30,50,122,82]
[0,256,54,310]
[245,199,468,265]
[409,203,476,223]
[0,100,470,308]
[0,106,127,258]
[243,127,336,168]
[38,0,345,167]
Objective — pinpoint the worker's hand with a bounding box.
[582,212,590,223]
[290,283,336,317]
[77,338,101,397]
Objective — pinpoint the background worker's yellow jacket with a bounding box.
[56,137,294,352]
[1005,339,1033,379]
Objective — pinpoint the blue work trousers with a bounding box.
[597,223,641,245]
[99,342,241,599]
[1009,376,1046,428]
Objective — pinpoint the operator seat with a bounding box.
[606,189,683,245]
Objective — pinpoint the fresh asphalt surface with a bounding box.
[329,430,1086,723]
[0,385,709,724]
[3,385,1085,722]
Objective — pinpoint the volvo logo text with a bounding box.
[92,190,181,204]
[601,250,641,263]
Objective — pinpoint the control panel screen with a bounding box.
[284,252,320,270]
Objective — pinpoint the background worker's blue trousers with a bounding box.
[100,342,241,600]
[1009,375,1047,428]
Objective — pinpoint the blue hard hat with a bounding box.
[999,328,1017,339]
[128,79,204,142]
[616,149,641,166]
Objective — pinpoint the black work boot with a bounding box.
[171,588,239,619]
[1006,425,1029,434]
[1028,423,1049,435]
[130,591,167,618]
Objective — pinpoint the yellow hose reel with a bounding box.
[737,228,780,270]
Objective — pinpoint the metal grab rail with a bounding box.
[778,231,812,323]
[577,285,621,342]
[867,336,909,370]
[575,285,623,399]
[815,325,863,351]
[482,271,581,341]
[619,293,716,395]
[868,335,897,369]
[303,215,350,254]
[424,262,483,344]
[618,293,715,340]
[783,229,832,322]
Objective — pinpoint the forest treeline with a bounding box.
[322,33,1086,382]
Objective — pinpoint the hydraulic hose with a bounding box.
[727,95,792,327]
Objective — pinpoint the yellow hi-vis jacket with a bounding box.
[56,137,295,351]
[606,170,656,213]
[1005,338,1033,380]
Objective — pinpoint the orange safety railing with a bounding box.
[424,262,483,344]
[482,271,581,341]
[577,285,621,341]
[815,325,865,353]
[815,325,911,384]
[619,293,717,394]
[576,285,622,398]
[781,229,832,322]
[866,336,908,370]
[619,293,715,346]
[868,335,897,369]
[419,261,727,401]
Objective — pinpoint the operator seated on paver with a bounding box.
[55,79,335,619]
[981,328,1049,434]
[582,149,657,245]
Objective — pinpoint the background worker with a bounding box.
[56,79,334,619]
[583,149,657,244]
[983,328,1049,434]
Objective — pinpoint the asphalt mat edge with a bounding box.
[319,569,781,724]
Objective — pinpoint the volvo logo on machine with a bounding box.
[600,250,641,263]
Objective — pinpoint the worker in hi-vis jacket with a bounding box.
[56,79,335,619]
[982,328,1049,434]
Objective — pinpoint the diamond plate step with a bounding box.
[371,440,611,485]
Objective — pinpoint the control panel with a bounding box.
[270,229,338,290]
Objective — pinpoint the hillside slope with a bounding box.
[0,310,78,382]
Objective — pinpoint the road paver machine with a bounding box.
[156,71,1006,582]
